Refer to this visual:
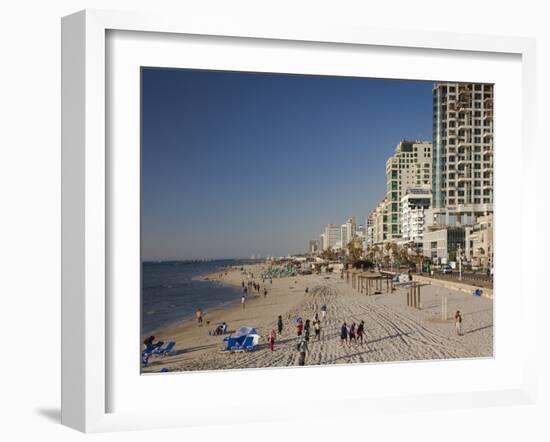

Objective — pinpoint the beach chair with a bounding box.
[155,340,175,357]
[141,352,149,367]
[143,340,164,357]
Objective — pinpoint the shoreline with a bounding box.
[142,265,246,336]
[142,263,493,373]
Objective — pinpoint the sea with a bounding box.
[141,259,252,335]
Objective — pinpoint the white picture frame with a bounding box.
[61,9,537,433]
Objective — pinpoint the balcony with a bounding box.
[457,138,472,149]
[457,173,472,182]
[457,122,472,132]
[457,156,472,166]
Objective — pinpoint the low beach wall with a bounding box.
[411,274,493,299]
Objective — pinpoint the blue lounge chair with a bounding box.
[155,341,175,356]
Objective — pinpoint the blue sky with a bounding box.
[141,68,432,260]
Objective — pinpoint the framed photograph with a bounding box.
[61,9,537,432]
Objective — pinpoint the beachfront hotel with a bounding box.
[385,140,433,242]
[431,82,494,224]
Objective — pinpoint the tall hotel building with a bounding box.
[432,82,493,223]
[385,140,432,241]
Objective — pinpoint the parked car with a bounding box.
[441,265,453,274]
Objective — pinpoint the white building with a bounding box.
[319,233,327,251]
[385,140,433,240]
[432,82,493,221]
[401,187,432,245]
[324,224,341,250]
[465,214,493,269]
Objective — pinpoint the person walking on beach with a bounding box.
[357,320,366,346]
[296,319,304,337]
[297,338,309,366]
[241,295,246,309]
[314,319,321,341]
[267,329,276,351]
[277,315,284,335]
[241,280,245,288]
[243,286,248,296]
[321,304,327,321]
[455,310,463,336]
[264,288,268,298]
[340,322,348,345]
[349,322,357,344]
[304,319,311,341]
[196,308,203,326]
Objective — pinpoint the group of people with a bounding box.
[293,309,329,366]
[295,315,323,342]
[241,278,270,309]
[339,320,367,345]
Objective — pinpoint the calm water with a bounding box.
[141,259,250,335]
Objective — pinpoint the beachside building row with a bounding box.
[311,217,361,254]
[364,82,493,266]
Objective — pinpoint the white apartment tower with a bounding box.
[432,82,493,222]
[324,224,342,250]
[385,140,433,241]
[401,187,432,245]
[340,216,357,248]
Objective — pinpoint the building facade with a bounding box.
[422,226,466,263]
[340,216,357,249]
[369,199,390,245]
[401,187,432,245]
[385,140,433,241]
[465,214,493,269]
[324,224,342,250]
[319,233,327,251]
[432,82,494,222]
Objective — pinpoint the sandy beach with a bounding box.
[142,264,493,373]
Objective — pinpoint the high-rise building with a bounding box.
[323,224,341,250]
[319,233,327,251]
[401,187,431,246]
[340,216,357,249]
[365,215,374,247]
[385,140,433,241]
[432,82,493,221]
[370,199,390,245]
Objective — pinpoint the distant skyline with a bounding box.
[141,68,432,260]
